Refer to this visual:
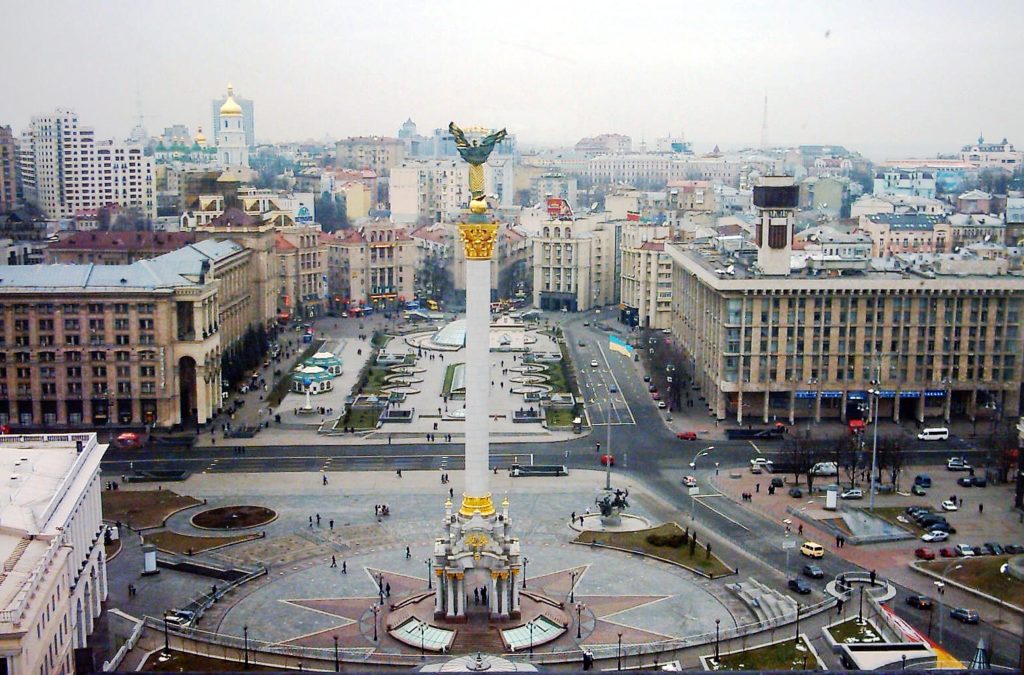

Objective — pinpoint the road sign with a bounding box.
[782,539,796,550]
[688,487,700,496]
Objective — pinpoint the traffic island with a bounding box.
[574,522,733,578]
[191,505,278,530]
[701,635,824,671]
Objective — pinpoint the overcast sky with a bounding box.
[3,1,1022,160]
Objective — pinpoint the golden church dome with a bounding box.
[194,126,207,146]
[220,85,243,116]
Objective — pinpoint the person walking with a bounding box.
[329,519,334,530]
[323,473,328,486]
[979,503,984,514]
[331,555,337,568]
[406,546,411,559]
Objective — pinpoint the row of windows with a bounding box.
[7,302,154,315]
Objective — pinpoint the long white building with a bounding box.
[0,433,108,674]
[19,109,155,221]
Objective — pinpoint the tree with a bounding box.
[780,434,820,490]
[875,434,908,490]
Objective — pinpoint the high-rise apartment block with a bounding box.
[18,109,155,220]
[0,125,16,212]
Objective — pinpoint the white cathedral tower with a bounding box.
[217,84,249,170]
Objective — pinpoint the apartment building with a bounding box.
[324,221,416,313]
[389,159,469,224]
[335,136,406,176]
[0,125,15,212]
[0,433,107,674]
[275,224,327,320]
[666,177,1024,426]
[873,169,936,199]
[620,222,673,329]
[19,109,155,220]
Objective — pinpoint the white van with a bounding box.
[917,427,949,441]
[810,462,838,477]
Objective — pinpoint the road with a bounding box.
[100,308,1021,668]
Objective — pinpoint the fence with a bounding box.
[102,609,146,671]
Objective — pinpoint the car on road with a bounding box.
[578,340,587,347]
[957,476,974,487]
[676,431,697,441]
[651,392,661,400]
[984,542,1005,555]
[1005,544,1024,554]
[643,375,651,382]
[657,401,667,409]
[802,564,824,579]
[583,321,590,326]
[648,384,657,393]
[921,531,949,543]
[971,475,987,487]
[950,607,979,624]
[906,594,934,610]
[788,487,803,498]
[941,499,958,511]
[841,488,863,500]
[682,475,697,488]
[770,476,785,488]
[590,360,599,368]
[800,542,824,558]
[939,546,958,558]
[600,454,615,466]
[788,578,812,594]
[914,547,936,560]
[609,385,618,393]
[947,457,971,471]
[911,484,927,496]
[955,543,975,557]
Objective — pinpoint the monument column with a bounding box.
[446,573,456,619]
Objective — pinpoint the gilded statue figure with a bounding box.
[449,121,508,213]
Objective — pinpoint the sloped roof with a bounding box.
[50,230,197,251]
[274,233,297,251]
[208,207,261,227]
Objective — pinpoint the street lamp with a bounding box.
[689,446,715,469]
[243,624,249,669]
[522,556,529,588]
[570,569,578,603]
[795,603,802,643]
[372,605,380,642]
[333,635,339,672]
[715,618,721,660]
[418,623,426,659]
[936,562,962,646]
[529,621,535,656]
[425,558,432,590]
[576,602,586,639]
[163,611,170,655]
[868,383,881,512]
[617,632,623,671]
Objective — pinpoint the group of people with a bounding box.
[375,504,391,517]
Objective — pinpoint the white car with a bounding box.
[841,488,863,500]
[682,475,697,487]
[946,458,971,471]
[941,499,958,512]
[590,360,599,367]
[657,401,667,409]
[921,531,949,543]
[750,458,774,471]
[955,543,975,556]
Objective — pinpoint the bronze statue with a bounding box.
[449,122,508,213]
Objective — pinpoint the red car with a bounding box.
[600,454,615,466]
[652,392,661,401]
[676,431,697,441]
[915,547,936,560]
[939,546,959,558]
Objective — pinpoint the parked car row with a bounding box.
[905,595,977,623]
[941,542,1024,557]
[904,507,956,534]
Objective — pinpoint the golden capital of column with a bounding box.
[458,223,499,260]
[459,493,496,517]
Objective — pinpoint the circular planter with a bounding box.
[191,505,278,530]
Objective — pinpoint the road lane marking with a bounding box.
[692,494,752,532]
[749,441,762,454]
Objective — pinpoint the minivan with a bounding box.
[800,542,825,558]
[914,474,932,488]
[918,427,949,441]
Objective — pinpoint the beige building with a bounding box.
[0,239,239,428]
[0,433,108,675]
[666,178,1024,426]
[335,137,405,176]
[859,213,952,257]
[324,221,417,312]
[389,159,469,224]
[453,223,530,297]
[0,125,15,213]
[620,222,672,328]
[274,224,327,320]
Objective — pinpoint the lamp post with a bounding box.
[936,561,962,646]
[617,632,623,671]
[688,446,715,469]
[570,569,578,603]
[529,622,534,656]
[425,558,432,590]
[243,624,249,669]
[715,618,721,660]
[868,383,881,512]
[795,603,802,643]
[522,556,529,588]
[333,635,339,672]
[576,602,586,639]
[163,611,170,655]
[372,605,380,642]
[418,623,426,659]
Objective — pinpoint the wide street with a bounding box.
[100,308,1022,669]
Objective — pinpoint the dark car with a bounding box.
[950,607,979,624]
[788,578,812,594]
[648,384,657,393]
[911,484,927,496]
[788,487,803,498]
[977,544,995,556]
[643,375,651,382]
[971,475,987,487]
[802,564,824,579]
[1005,544,1024,554]
[771,477,785,488]
[906,595,933,610]
[984,542,1005,555]
[957,476,974,487]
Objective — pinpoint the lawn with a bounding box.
[858,506,928,535]
[370,331,390,348]
[545,408,575,428]
[143,530,261,555]
[102,491,202,530]
[575,522,732,578]
[334,407,381,430]
[920,554,1024,607]
[142,650,279,672]
[826,618,884,644]
[267,339,325,407]
[363,367,391,393]
[544,362,568,393]
[711,637,817,671]
[442,363,460,396]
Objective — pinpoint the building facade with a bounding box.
[389,159,469,224]
[959,136,1022,170]
[873,169,936,199]
[324,222,417,313]
[335,137,406,176]
[0,125,16,212]
[211,89,255,148]
[46,230,199,264]
[0,433,108,675]
[18,109,155,221]
[216,86,249,170]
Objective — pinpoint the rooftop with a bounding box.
[49,230,197,251]
[865,213,944,230]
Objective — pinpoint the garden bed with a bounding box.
[709,636,817,671]
[142,650,279,672]
[102,490,202,530]
[143,530,261,555]
[335,406,381,430]
[826,617,884,644]
[545,408,575,428]
[857,506,926,535]
[919,554,1024,607]
[191,505,277,530]
[575,522,732,578]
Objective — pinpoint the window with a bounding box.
[89,351,106,361]
[140,365,156,377]
[92,366,107,377]
[115,334,130,345]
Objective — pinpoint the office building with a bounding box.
[620,222,672,328]
[666,176,1024,426]
[335,137,405,176]
[0,433,108,674]
[0,125,16,212]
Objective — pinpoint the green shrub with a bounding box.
[645,533,685,548]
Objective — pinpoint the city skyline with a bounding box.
[3,1,1024,160]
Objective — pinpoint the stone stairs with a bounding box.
[726,578,797,624]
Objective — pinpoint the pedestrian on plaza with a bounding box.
[798,523,803,535]
[979,503,984,514]
[836,534,841,547]
[406,546,411,559]
[397,469,402,478]
[572,511,576,524]
[385,583,391,597]
[474,588,480,605]
[316,514,321,526]
[449,487,454,499]
[342,560,347,574]
[331,555,337,568]
[323,473,329,486]
[870,569,876,585]
[329,519,334,530]
[309,516,313,527]
[756,483,760,493]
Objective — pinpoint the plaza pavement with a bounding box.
[105,468,850,670]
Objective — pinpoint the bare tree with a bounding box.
[780,434,819,490]
[875,435,908,491]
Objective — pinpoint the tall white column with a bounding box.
[434,575,444,615]
[489,574,499,618]
[446,574,455,618]
[464,257,491,501]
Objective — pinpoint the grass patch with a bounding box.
[104,539,122,560]
[142,650,279,672]
[575,522,732,578]
[363,367,391,393]
[336,406,381,430]
[826,618,884,644]
[371,331,390,348]
[545,408,575,427]
[544,362,568,393]
[102,491,201,530]
[143,530,260,555]
[711,637,816,671]
[442,363,461,396]
[857,506,927,535]
[920,554,1024,607]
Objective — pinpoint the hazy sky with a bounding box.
[3,1,1023,160]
